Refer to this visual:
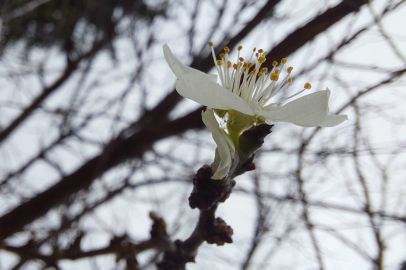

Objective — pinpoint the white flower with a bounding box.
[163,43,348,128]
[163,43,348,180]
[201,108,235,180]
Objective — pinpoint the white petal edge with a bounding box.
[202,108,235,180]
[211,149,232,180]
[163,44,217,82]
[319,114,348,127]
[257,90,330,127]
[177,74,255,115]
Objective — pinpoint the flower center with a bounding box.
[208,42,311,109]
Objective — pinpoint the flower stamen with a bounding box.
[208,42,311,111]
[270,73,279,81]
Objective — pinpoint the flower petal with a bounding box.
[211,149,233,180]
[319,114,348,127]
[258,90,331,127]
[177,74,255,115]
[202,108,235,180]
[163,44,216,82]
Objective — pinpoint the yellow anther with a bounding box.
[258,72,263,77]
[274,69,280,75]
[220,53,225,59]
[255,52,258,57]
[239,57,244,62]
[208,41,214,47]
[227,61,232,68]
[217,60,223,66]
[233,63,238,69]
[224,46,230,53]
[250,68,257,75]
[247,63,253,68]
[243,62,247,68]
[261,67,268,73]
[258,57,266,63]
[238,45,243,51]
[258,49,264,53]
[270,73,279,81]
[281,58,287,64]
[288,78,293,84]
[272,61,278,67]
[253,48,256,52]
[304,83,312,89]
[287,66,293,74]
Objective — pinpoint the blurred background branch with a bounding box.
[0,0,405,269]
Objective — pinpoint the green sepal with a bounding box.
[219,124,274,182]
[213,109,227,118]
[238,124,273,157]
[226,110,256,149]
[233,124,274,176]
